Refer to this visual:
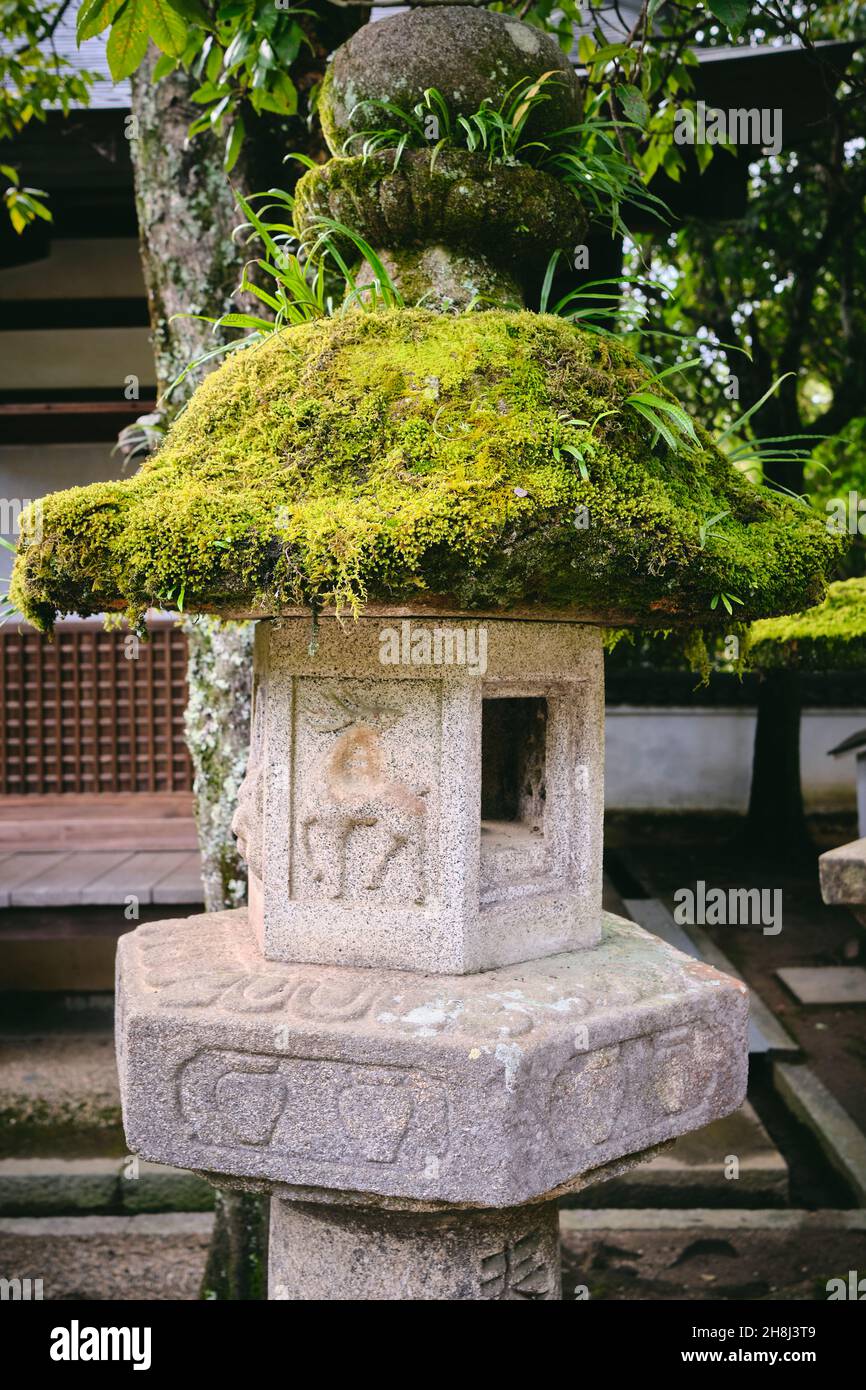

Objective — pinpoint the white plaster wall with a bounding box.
[604,706,866,813]
[0,443,126,582]
[0,238,144,299]
[0,327,154,391]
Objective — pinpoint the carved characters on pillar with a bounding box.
[231,674,266,882]
[479,1231,556,1300]
[297,689,429,903]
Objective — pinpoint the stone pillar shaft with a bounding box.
[269,1197,561,1301]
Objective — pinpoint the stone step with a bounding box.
[0,1158,214,1217]
[0,850,203,908]
[4,1208,863,1303]
[566,1103,789,1209]
[0,794,198,854]
[0,1032,123,1157]
[773,1061,866,1206]
[0,905,200,993]
[0,1213,212,1301]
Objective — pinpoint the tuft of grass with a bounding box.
[343,80,669,239]
[165,185,403,401]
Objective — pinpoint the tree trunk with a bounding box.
[183,617,255,908]
[129,47,256,912]
[129,47,262,1299]
[746,669,809,853]
[128,7,368,1296]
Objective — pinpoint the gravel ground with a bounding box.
[561,1218,866,1301]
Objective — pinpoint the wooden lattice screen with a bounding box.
[0,620,192,794]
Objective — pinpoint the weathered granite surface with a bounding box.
[319,6,583,155]
[819,837,866,925]
[269,1196,561,1301]
[232,617,605,974]
[115,907,749,1209]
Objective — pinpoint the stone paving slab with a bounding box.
[624,896,797,1056]
[773,1061,866,1206]
[819,835,866,906]
[776,966,866,1005]
[560,1207,866,1232]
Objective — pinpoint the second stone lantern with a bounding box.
[11,7,841,1300]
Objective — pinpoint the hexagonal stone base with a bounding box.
[116,909,748,1209]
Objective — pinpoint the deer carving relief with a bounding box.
[298,692,429,904]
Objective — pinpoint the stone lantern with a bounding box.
[11,7,840,1300]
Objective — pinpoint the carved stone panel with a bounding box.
[291,680,440,908]
[238,617,605,973]
[179,1049,449,1168]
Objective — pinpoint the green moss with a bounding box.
[11,309,843,632]
[748,578,866,671]
[293,150,586,276]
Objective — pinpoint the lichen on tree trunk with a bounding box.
[183,617,254,908]
[201,1188,269,1302]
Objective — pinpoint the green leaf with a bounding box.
[190,81,229,103]
[250,77,297,117]
[165,0,210,23]
[106,0,150,81]
[694,138,714,174]
[148,0,189,57]
[586,42,628,67]
[77,0,124,43]
[215,312,275,331]
[224,116,245,173]
[716,373,796,445]
[618,84,649,129]
[707,1,750,39]
[629,391,699,443]
[152,52,178,81]
[628,400,679,453]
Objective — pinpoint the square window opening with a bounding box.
[480,697,547,840]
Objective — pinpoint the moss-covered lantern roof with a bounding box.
[11,308,842,633]
[748,577,866,671]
